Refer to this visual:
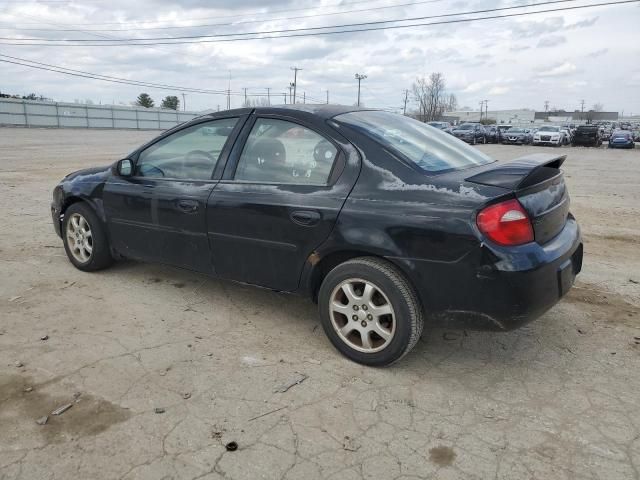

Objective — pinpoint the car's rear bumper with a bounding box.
[392,217,582,331]
[608,141,634,148]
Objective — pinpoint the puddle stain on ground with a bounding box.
[0,374,131,444]
[428,445,456,467]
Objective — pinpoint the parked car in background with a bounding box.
[572,125,602,147]
[427,121,453,133]
[501,127,532,145]
[451,123,486,144]
[559,127,572,145]
[608,130,635,149]
[632,129,640,142]
[497,125,512,139]
[49,105,583,366]
[532,126,567,147]
[484,126,500,143]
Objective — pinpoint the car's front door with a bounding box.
[103,116,245,273]
[207,114,360,291]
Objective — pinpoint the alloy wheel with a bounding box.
[329,278,396,353]
[66,213,93,263]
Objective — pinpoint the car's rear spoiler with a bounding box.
[466,154,566,190]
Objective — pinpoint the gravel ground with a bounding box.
[1,128,639,480]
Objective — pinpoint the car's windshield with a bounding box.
[334,111,494,173]
[456,124,474,130]
[538,126,560,132]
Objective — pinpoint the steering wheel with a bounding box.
[138,163,165,177]
[185,150,214,163]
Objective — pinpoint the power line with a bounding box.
[0,0,585,42]
[0,0,396,27]
[2,0,635,46]
[0,54,285,97]
[0,0,448,33]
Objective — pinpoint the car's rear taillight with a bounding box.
[476,199,534,246]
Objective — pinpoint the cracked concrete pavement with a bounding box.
[1,128,639,480]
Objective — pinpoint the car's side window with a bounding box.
[136,118,238,180]
[234,118,338,185]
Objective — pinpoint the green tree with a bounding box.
[135,93,154,108]
[161,95,180,110]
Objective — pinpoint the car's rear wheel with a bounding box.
[318,257,424,366]
[62,202,113,271]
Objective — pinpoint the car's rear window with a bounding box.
[334,111,494,173]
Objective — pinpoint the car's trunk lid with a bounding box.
[465,154,569,245]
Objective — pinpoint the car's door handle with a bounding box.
[290,210,321,226]
[176,199,199,213]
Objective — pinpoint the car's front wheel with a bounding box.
[318,257,424,366]
[62,202,113,271]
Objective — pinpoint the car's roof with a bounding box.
[198,104,373,121]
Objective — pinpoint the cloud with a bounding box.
[0,0,637,114]
[488,86,510,95]
[536,62,579,77]
[537,35,567,48]
[567,17,599,29]
[587,48,609,58]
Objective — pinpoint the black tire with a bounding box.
[318,257,424,367]
[62,202,114,272]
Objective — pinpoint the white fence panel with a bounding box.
[0,98,200,130]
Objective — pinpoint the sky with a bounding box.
[0,0,639,114]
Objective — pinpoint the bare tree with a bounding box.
[411,73,455,122]
[592,103,604,112]
[243,97,270,108]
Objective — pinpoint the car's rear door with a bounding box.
[206,113,360,291]
[103,115,247,273]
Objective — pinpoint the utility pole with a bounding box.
[544,100,549,112]
[580,99,585,113]
[283,93,287,104]
[402,89,409,115]
[288,83,294,104]
[290,66,302,104]
[226,71,231,110]
[266,87,271,106]
[243,88,248,107]
[181,93,186,111]
[303,92,306,104]
[484,99,489,121]
[479,101,484,121]
[326,90,329,104]
[355,73,367,107]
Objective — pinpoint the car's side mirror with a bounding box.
[117,158,134,177]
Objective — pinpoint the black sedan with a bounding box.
[451,123,487,144]
[51,105,582,366]
[501,128,532,145]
